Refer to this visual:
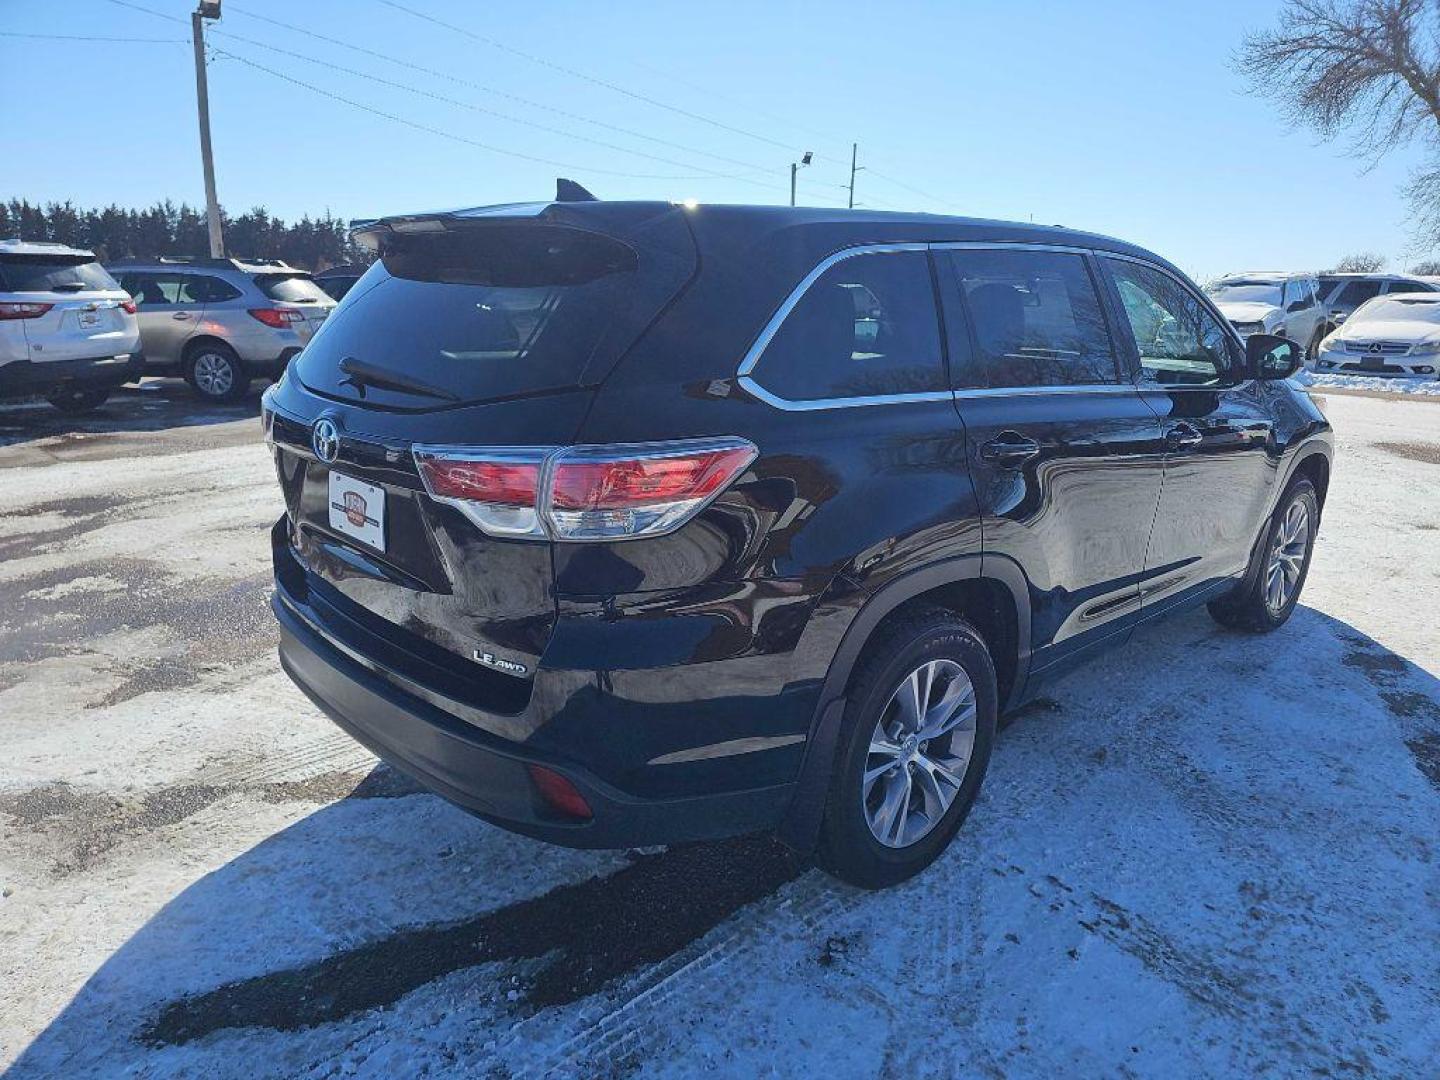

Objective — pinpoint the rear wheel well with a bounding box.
[859,578,1020,707]
[183,336,239,364]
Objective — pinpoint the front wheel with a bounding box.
[184,344,248,403]
[1208,478,1319,631]
[45,385,110,414]
[816,608,997,889]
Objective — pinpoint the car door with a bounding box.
[934,244,1166,673]
[119,271,195,366]
[1098,255,1276,615]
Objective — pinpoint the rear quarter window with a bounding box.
[0,256,118,293]
[749,249,944,402]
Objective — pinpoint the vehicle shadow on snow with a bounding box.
[0,379,263,448]
[8,605,1439,1075]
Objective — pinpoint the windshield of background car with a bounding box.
[1347,296,1440,326]
[1205,281,1283,305]
[0,255,120,293]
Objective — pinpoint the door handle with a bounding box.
[1164,422,1203,450]
[171,312,192,321]
[979,431,1042,466]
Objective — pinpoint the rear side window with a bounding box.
[254,273,331,303]
[941,249,1118,387]
[118,272,187,306]
[1337,280,1383,307]
[0,256,118,293]
[751,249,944,401]
[180,275,243,303]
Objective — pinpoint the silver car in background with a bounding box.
[1314,273,1440,333]
[107,256,335,402]
[1204,271,1328,359]
[0,239,142,413]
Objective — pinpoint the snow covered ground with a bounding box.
[0,384,1437,1078]
[1294,368,1440,396]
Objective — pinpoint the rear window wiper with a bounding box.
[51,282,87,292]
[338,356,460,402]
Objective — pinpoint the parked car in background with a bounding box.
[263,199,1332,888]
[313,264,368,302]
[1314,272,1440,333]
[107,256,336,402]
[0,239,141,413]
[1205,272,1327,358]
[1315,292,1440,379]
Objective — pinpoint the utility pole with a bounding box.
[191,0,224,258]
[848,143,860,209]
[789,151,813,207]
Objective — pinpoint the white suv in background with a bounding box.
[1204,272,1328,359]
[0,240,142,413]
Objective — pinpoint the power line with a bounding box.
[221,4,783,180]
[0,28,185,43]
[202,27,792,193]
[209,48,729,181]
[373,0,851,192]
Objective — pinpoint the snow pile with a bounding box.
[1291,368,1440,395]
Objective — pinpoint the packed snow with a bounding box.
[0,387,1437,1078]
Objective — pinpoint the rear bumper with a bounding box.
[273,585,795,849]
[0,352,142,397]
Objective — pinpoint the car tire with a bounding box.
[45,385,110,414]
[816,607,997,889]
[1207,479,1319,632]
[1306,329,1324,364]
[184,343,248,403]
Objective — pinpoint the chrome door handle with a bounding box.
[979,431,1042,466]
[171,312,192,321]
[1164,422,1203,450]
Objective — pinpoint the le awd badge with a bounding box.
[474,650,528,676]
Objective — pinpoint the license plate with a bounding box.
[78,309,101,329]
[327,471,385,551]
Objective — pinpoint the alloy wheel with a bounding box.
[1264,499,1310,614]
[192,352,235,398]
[863,658,977,849]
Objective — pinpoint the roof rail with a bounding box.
[105,254,302,272]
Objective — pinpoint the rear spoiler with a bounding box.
[352,181,608,251]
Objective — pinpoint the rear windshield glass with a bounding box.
[0,255,119,293]
[254,273,331,303]
[294,224,683,407]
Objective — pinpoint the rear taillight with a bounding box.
[118,299,137,315]
[0,302,54,321]
[248,307,305,329]
[412,438,757,542]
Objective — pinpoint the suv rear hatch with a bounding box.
[0,254,133,364]
[269,202,696,721]
[252,271,335,341]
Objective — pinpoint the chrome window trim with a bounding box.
[735,242,930,381]
[737,239,1162,412]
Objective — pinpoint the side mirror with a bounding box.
[1333,311,1349,325]
[1247,333,1301,380]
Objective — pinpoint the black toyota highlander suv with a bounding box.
[263,193,1332,887]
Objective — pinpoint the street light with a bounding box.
[790,151,812,207]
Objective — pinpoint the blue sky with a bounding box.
[1,0,1433,281]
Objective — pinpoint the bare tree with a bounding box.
[1410,258,1440,273]
[1238,1,1440,244]
[1328,252,1389,272]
